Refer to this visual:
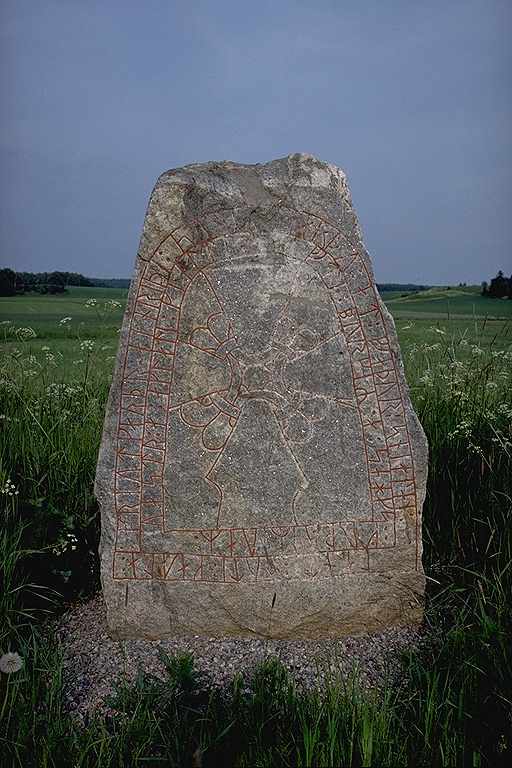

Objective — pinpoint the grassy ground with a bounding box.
[1,284,510,371]
[1,285,511,766]
[0,287,126,391]
[383,285,512,318]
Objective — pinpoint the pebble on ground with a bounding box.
[55,594,427,722]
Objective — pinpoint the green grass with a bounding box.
[0,285,510,380]
[1,286,511,766]
[0,285,127,319]
[0,287,126,373]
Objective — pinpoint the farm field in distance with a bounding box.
[0,284,510,379]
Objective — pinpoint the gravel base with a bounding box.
[55,594,427,722]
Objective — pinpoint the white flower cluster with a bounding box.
[1,478,19,496]
[16,327,37,339]
[46,383,82,399]
[418,370,435,388]
[0,379,15,393]
[85,298,97,307]
[51,532,78,556]
[447,419,473,440]
[59,317,72,325]
[80,339,95,352]
[496,402,512,419]
[106,299,122,310]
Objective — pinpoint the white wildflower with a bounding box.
[1,478,19,496]
[16,327,36,339]
[497,403,512,418]
[419,370,434,388]
[79,340,95,352]
[59,317,72,325]
[0,652,23,674]
[52,532,78,555]
[85,298,97,307]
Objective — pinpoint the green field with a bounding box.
[0,284,510,370]
[0,287,127,380]
[0,285,127,337]
[383,284,512,318]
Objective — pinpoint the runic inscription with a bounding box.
[96,154,428,639]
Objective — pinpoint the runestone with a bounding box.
[95,154,428,639]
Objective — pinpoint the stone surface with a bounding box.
[95,153,428,640]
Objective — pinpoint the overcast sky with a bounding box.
[1,0,510,283]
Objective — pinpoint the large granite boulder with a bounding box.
[95,154,428,639]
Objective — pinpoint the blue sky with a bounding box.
[1,0,510,282]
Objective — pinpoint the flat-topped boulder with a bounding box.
[95,153,428,639]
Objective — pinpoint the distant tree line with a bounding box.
[89,277,131,289]
[481,271,511,299]
[377,283,431,293]
[0,269,131,296]
[0,269,94,296]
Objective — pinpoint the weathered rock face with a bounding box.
[95,154,428,640]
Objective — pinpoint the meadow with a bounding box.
[1,285,511,766]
